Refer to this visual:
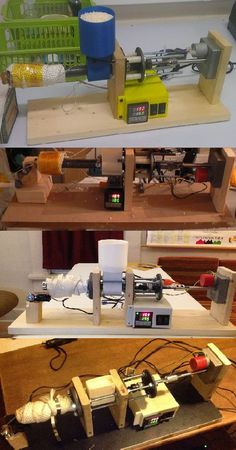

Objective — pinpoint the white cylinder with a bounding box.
[98,239,128,273]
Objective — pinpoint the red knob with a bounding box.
[190,355,210,371]
[195,167,209,183]
[199,274,215,287]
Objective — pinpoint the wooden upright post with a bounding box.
[199,31,232,104]
[72,377,94,438]
[191,343,231,400]
[109,369,129,429]
[210,148,235,213]
[210,267,236,326]
[125,269,134,312]
[124,149,135,211]
[92,270,101,325]
[25,302,42,323]
[108,42,126,118]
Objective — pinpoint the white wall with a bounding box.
[0,231,48,321]
[0,0,233,19]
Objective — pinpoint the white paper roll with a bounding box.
[98,239,128,273]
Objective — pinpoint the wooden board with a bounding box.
[8,307,236,337]
[0,338,235,450]
[2,184,235,230]
[199,31,232,105]
[27,84,230,145]
[211,148,236,213]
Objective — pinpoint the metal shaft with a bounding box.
[62,159,99,169]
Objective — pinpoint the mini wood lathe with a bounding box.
[0,5,233,144]
[1,343,231,449]
[25,239,236,329]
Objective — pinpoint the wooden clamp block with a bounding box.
[92,270,101,326]
[15,174,53,204]
[72,377,94,438]
[191,343,231,400]
[109,369,129,429]
[210,266,236,325]
[25,302,42,324]
[85,375,115,400]
[199,31,232,105]
[4,432,29,450]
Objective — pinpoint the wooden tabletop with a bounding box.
[2,185,235,230]
[0,338,235,449]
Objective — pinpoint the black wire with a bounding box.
[49,346,68,372]
[102,295,124,309]
[215,389,236,409]
[29,382,72,401]
[52,297,93,314]
[62,298,93,314]
[118,339,202,376]
[192,61,236,75]
[170,180,208,199]
[217,386,236,400]
[161,60,236,81]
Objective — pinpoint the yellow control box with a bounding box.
[117,72,168,124]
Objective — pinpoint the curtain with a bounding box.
[42,230,123,269]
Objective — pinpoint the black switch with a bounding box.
[150,104,158,115]
[158,103,166,114]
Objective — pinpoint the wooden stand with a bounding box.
[92,270,101,326]
[191,343,231,400]
[26,31,232,145]
[125,269,134,312]
[210,267,236,326]
[3,432,28,450]
[210,148,236,213]
[25,301,42,324]
[72,370,128,438]
[107,42,126,118]
[199,31,232,105]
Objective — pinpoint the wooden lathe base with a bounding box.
[27,84,230,145]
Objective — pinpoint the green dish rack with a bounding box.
[1,0,93,21]
[0,1,94,77]
[0,18,83,75]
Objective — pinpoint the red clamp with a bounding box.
[199,274,215,288]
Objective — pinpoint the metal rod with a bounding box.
[126,73,142,80]
[62,159,98,169]
[150,58,206,65]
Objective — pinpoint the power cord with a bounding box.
[52,297,93,315]
[43,338,77,372]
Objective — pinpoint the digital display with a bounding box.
[143,415,160,428]
[136,312,152,321]
[135,311,153,327]
[110,193,121,204]
[127,102,149,124]
[104,188,124,210]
